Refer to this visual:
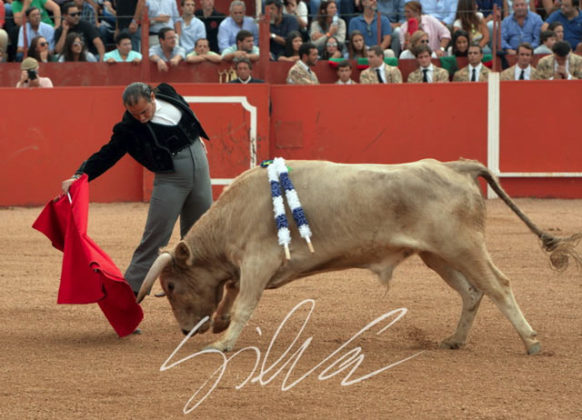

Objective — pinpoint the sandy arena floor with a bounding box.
[1,198,581,419]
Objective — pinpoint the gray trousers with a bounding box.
[125,139,213,293]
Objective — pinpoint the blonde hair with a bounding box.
[410,30,428,48]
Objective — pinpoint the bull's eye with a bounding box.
[167,282,175,292]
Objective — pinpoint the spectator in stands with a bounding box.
[16,57,53,87]
[453,43,490,80]
[399,30,436,58]
[536,39,582,78]
[283,0,308,37]
[448,28,469,55]
[349,0,394,55]
[57,31,98,61]
[266,0,299,59]
[541,0,582,50]
[500,42,539,79]
[94,0,117,47]
[74,0,97,26]
[147,0,180,47]
[453,0,490,52]
[335,59,356,83]
[0,0,7,61]
[186,37,221,62]
[278,30,302,61]
[419,0,458,26]
[399,1,450,57]
[534,29,556,54]
[407,44,449,82]
[176,0,206,54]
[115,0,144,51]
[17,7,55,59]
[27,35,57,62]
[322,35,344,59]
[287,41,319,84]
[475,0,502,47]
[347,30,367,59]
[359,44,403,82]
[104,31,143,62]
[534,0,559,19]
[149,27,185,71]
[221,29,259,61]
[501,0,543,54]
[12,0,61,29]
[217,0,258,53]
[548,21,564,42]
[377,0,406,56]
[310,0,347,54]
[55,2,105,61]
[229,57,264,83]
[195,0,225,53]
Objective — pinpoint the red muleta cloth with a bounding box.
[32,175,143,337]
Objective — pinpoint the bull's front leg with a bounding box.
[205,255,278,352]
[212,281,239,333]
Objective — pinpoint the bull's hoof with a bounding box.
[527,342,541,355]
[212,315,231,334]
[203,341,233,353]
[439,338,464,350]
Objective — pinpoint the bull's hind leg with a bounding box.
[454,248,540,355]
[420,252,484,350]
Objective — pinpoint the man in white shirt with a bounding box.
[500,43,540,80]
[407,44,449,83]
[359,45,402,83]
[176,0,206,54]
[453,44,491,82]
[335,60,357,84]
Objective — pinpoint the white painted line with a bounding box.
[184,96,258,168]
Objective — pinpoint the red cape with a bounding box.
[32,175,143,337]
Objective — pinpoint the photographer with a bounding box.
[16,57,54,88]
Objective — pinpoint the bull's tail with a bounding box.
[457,159,582,272]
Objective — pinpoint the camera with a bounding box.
[27,69,38,81]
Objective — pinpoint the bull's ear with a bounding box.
[174,241,193,266]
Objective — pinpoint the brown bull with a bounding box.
[137,159,581,354]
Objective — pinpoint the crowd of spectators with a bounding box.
[2,0,582,84]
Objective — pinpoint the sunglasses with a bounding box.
[420,39,429,43]
[39,41,48,47]
[72,41,84,47]
[69,12,81,17]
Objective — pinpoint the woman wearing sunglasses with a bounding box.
[399,30,438,59]
[28,35,57,62]
[57,32,97,62]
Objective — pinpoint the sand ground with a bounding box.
[1,198,581,419]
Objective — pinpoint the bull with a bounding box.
[137,159,581,354]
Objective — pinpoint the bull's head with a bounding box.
[136,241,224,335]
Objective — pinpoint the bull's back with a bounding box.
[216,159,486,255]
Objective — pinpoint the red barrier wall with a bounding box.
[498,79,582,197]
[270,83,488,164]
[1,81,581,206]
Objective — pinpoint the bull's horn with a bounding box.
[136,252,173,303]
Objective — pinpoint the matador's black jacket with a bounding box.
[76,83,209,181]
